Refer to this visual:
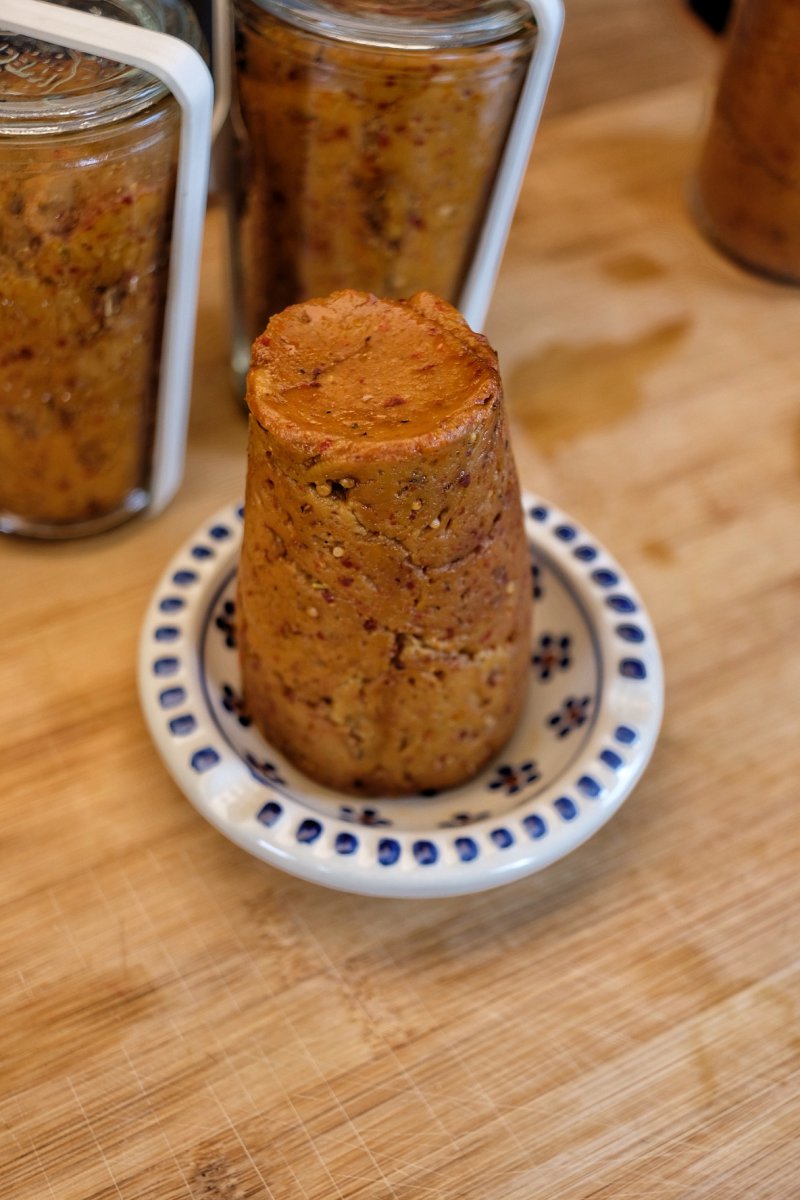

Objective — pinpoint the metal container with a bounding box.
[1,0,212,537]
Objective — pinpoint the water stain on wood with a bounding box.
[602,251,667,283]
[507,317,689,454]
[642,538,676,564]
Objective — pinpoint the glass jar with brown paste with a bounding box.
[693,0,800,283]
[0,0,203,537]
[229,0,537,388]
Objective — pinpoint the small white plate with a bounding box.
[138,493,663,898]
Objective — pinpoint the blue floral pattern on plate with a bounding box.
[138,494,664,898]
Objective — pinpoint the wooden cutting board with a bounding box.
[3,62,800,1200]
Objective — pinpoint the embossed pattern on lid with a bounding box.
[0,0,202,133]
[0,35,124,99]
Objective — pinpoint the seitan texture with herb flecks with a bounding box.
[238,289,532,796]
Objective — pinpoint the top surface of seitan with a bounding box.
[246,290,500,454]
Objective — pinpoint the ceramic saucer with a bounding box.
[138,493,663,898]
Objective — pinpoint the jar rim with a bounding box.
[0,0,203,134]
[238,0,535,50]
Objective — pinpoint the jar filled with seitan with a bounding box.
[229,0,535,388]
[239,289,533,796]
[0,0,202,537]
[693,0,800,283]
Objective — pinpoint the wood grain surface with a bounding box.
[3,5,800,1197]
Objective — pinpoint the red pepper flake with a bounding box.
[384,395,405,407]
[458,472,471,487]
[363,618,378,632]
[339,577,354,588]
[322,590,335,604]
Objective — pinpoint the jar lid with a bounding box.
[248,0,535,49]
[0,0,203,133]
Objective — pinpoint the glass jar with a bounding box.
[0,0,204,537]
[229,0,537,388]
[693,0,800,283]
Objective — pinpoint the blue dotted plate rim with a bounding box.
[137,493,663,898]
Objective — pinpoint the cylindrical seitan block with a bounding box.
[238,290,532,795]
